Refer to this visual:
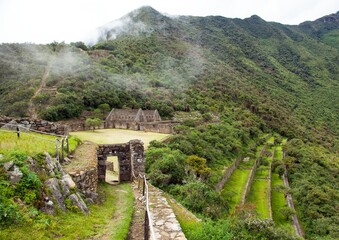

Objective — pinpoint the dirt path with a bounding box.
[89,183,133,240]
[28,60,52,119]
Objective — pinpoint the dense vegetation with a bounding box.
[0,6,338,239]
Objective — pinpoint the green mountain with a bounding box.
[0,6,338,239]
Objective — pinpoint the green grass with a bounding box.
[271,143,294,231]
[0,131,79,156]
[255,166,269,178]
[221,159,254,212]
[246,142,273,219]
[70,129,169,148]
[271,173,288,224]
[0,182,134,240]
[247,178,270,219]
[274,145,283,160]
[267,136,275,145]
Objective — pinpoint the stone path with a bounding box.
[148,184,187,240]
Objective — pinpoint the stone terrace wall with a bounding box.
[63,141,98,194]
[241,144,268,205]
[216,155,243,191]
[0,116,68,135]
[68,167,98,194]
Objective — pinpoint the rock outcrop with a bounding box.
[3,152,89,215]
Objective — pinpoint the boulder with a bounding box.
[68,193,89,214]
[44,178,66,212]
[40,197,55,215]
[4,161,14,171]
[59,179,70,196]
[9,165,23,184]
[62,174,76,189]
[45,153,56,177]
[84,190,99,204]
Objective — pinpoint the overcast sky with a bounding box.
[1,0,338,44]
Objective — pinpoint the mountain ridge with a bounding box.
[0,6,338,239]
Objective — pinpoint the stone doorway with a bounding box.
[106,156,119,183]
[97,140,145,183]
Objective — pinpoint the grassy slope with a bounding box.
[70,129,169,148]
[221,158,254,212]
[0,183,133,240]
[0,130,78,156]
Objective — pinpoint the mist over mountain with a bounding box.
[0,7,338,238]
[1,6,338,145]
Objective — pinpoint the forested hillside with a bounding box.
[0,6,338,239]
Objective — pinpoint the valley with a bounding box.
[0,6,338,240]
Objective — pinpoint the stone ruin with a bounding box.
[97,140,145,182]
[0,116,68,135]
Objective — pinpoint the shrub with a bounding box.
[188,219,233,240]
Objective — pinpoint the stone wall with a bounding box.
[129,140,145,177]
[0,116,68,135]
[61,117,178,134]
[139,121,176,134]
[241,144,268,205]
[268,147,275,219]
[68,167,98,193]
[60,119,105,132]
[216,155,243,191]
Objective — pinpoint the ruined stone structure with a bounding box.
[97,140,145,182]
[105,108,177,134]
[105,108,159,129]
[0,116,68,135]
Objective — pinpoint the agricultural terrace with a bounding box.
[246,140,274,219]
[221,157,254,212]
[271,139,294,231]
[70,129,169,148]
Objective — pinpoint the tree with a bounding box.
[70,41,88,51]
[85,118,102,131]
[98,103,111,115]
[279,207,296,220]
[186,155,211,180]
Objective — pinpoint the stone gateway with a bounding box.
[97,140,145,182]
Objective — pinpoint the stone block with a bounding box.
[9,165,23,184]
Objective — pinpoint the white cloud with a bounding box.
[0,0,338,44]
